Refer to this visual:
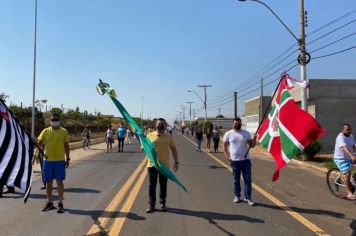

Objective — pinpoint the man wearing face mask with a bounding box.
[333,123,356,200]
[145,118,179,213]
[37,113,70,213]
[223,117,257,206]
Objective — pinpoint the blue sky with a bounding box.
[1,0,355,124]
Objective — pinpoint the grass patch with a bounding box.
[323,161,336,170]
[69,132,104,142]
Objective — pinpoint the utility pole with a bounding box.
[198,85,212,122]
[186,101,194,126]
[238,0,310,111]
[234,92,238,118]
[181,105,186,126]
[217,107,221,128]
[260,77,263,122]
[31,0,38,138]
[300,0,308,111]
[176,111,182,127]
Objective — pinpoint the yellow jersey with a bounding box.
[38,126,69,161]
[146,131,175,168]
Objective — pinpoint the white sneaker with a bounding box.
[244,198,255,206]
[233,196,240,203]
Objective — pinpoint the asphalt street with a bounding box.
[0,133,355,236]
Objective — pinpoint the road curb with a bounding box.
[69,137,105,150]
[291,159,328,173]
[251,149,329,173]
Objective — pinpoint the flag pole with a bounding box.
[244,73,285,158]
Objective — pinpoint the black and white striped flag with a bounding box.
[0,100,34,203]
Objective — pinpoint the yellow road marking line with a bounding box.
[109,166,148,236]
[183,135,329,236]
[85,158,147,235]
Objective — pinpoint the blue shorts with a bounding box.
[334,159,353,173]
[43,160,66,181]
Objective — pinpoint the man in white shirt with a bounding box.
[333,123,356,200]
[223,118,257,206]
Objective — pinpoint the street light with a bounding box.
[188,85,212,122]
[31,0,38,138]
[180,105,187,126]
[238,0,310,111]
[187,90,206,121]
[186,101,194,125]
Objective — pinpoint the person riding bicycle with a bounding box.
[333,123,356,200]
[81,126,92,149]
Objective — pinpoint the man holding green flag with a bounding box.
[145,118,179,213]
[96,80,187,211]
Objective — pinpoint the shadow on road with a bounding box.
[350,220,356,236]
[255,202,345,218]
[167,207,264,236]
[181,163,227,170]
[209,165,227,170]
[29,193,52,199]
[85,148,106,151]
[66,208,145,234]
[75,159,142,164]
[65,188,101,193]
[66,208,145,220]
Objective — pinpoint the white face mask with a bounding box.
[50,121,60,127]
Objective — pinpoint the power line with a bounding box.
[308,19,356,45]
[310,32,356,54]
[313,45,356,60]
[308,9,356,36]
[207,11,356,108]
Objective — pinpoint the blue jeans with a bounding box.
[196,139,202,150]
[231,159,252,200]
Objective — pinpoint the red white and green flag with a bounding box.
[257,74,325,181]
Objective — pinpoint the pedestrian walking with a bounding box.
[223,118,257,206]
[195,127,203,152]
[206,126,212,152]
[37,113,70,213]
[126,127,133,144]
[117,124,127,152]
[105,125,114,153]
[145,118,179,213]
[81,126,91,149]
[212,127,220,153]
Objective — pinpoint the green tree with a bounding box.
[51,107,63,115]
[9,104,44,132]
[202,121,213,133]
[67,106,81,135]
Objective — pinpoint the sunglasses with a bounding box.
[51,119,59,122]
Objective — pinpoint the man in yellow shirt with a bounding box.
[146,118,179,213]
[37,113,70,213]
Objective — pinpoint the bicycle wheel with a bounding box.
[326,167,347,198]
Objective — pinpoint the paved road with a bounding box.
[0,133,355,236]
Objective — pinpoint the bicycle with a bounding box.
[83,136,91,149]
[326,164,356,199]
